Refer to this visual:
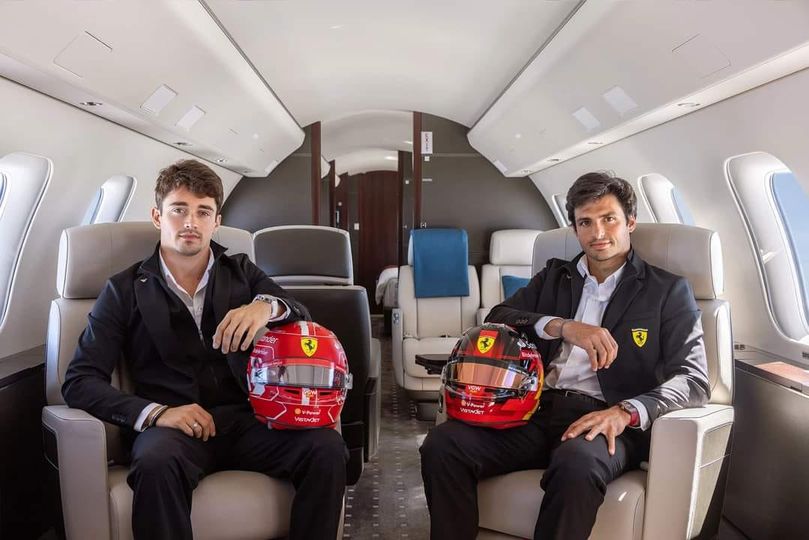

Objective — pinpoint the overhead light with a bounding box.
[174,141,192,147]
[587,141,604,145]
[548,158,561,163]
[384,156,397,161]
[252,133,260,140]
[404,140,413,145]
[603,86,638,116]
[79,101,103,107]
[572,107,601,131]
[141,84,177,115]
[216,158,227,164]
[520,169,532,174]
[514,133,522,139]
[330,24,344,30]
[677,102,701,108]
[176,105,206,131]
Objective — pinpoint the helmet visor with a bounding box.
[253,364,350,389]
[443,360,531,390]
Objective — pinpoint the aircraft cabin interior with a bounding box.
[1,1,809,539]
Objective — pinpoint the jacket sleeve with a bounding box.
[61,280,152,428]
[240,256,311,324]
[485,267,552,342]
[633,277,711,423]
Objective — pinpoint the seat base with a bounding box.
[415,401,439,421]
[477,469,646,540]
[108,466,295,540]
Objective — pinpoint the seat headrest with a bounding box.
[57,222,158,299]
[213,226,255,262]
[531,223,723,299]
[254,226,353,285]
[489,229,542,266]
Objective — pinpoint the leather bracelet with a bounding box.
[148,405,170,428]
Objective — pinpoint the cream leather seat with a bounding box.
[392,236,480,418]
[42,222,335,540]
[474,223,734,540]
[477,229,542,325]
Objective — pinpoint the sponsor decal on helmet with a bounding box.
[300,337,318,357]
[477,330,498,354]
[631,328,648,348]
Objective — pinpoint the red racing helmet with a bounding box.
[441,323,543,429]
[247,321,352,430]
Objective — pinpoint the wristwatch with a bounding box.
[617,400,640,428]
[253,294,279,319]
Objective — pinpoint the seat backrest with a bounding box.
[399,231,480,337]
[213,225,255,262]
[254,225,353,285]
[251,225,370,482]
[480,229,541,308]
[531,223,732,405]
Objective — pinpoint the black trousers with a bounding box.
[420,392,646,540]
[127,405,348,540]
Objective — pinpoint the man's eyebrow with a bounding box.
[167,201,189,207]
[198,204,215,212]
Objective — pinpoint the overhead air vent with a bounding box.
[141,85,177,115]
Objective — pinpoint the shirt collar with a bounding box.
[577,256,626,289]
[158,248,215,297]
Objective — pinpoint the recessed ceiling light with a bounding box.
[252,133,260,140]
[330,24,344,30]
[548,158,561,162]
[520,169,532,174]
[515,133,522,139]
[80,101,103,107]
[174,141,192,147]
[384,156,397,161]
[677,102,701,108]
[587,141,604,145]
[216,158,227,164]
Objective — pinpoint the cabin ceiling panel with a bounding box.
[332,149,398,177]
[321,110,412,161]
[0,1,303,177]
[204,0,581,127]
[469,0,809,176]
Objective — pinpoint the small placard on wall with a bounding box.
[421,131,433,155]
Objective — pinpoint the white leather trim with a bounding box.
[489,229,542,266]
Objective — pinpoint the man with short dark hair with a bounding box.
[421,171,710,539]
[63,159,347,540]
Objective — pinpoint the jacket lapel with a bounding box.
[134,246,192,376]
[602,249,646,332]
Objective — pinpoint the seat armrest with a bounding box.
[644,404,734,540]
[476,307,489,326]
[42,405,113,540]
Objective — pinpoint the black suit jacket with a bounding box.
[486,249,710,425]
[62,241,309,430]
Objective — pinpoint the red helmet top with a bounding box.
[442,323,543,429]
[247,321,352,430]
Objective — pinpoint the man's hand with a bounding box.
[561,406,631,456]
[212,301,273,353]
[546,319,618,370]
[155,404,216,441]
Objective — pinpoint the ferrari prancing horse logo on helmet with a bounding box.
[632,328,648,348]
[477,330,497,354]
[301,337,318,357]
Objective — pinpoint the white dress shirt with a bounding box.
[534,257,650,430]
[135,248,289,431]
